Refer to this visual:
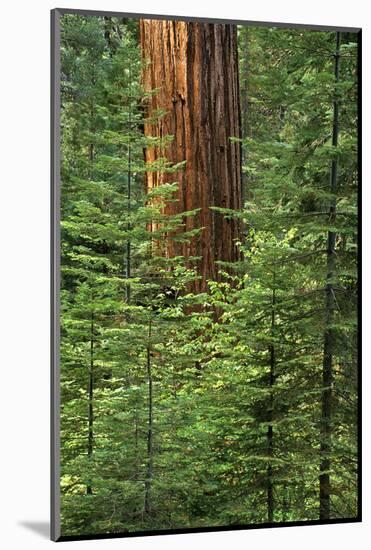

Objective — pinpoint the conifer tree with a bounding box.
[58,15,358,535]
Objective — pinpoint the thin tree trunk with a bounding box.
[140,20,242,292]
[86,121,95,495]
[319,31,341,521]
[144,319,154,515]
[134,402,140,481]
[126,61,132,304]
[87,312,94,495]
[267,277,276,522]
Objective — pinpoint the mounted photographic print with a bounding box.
[51,8,361,541]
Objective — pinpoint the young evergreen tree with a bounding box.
[58,15,358,536]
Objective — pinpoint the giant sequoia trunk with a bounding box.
[140,20,242,292]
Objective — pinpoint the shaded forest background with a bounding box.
[59,14,359,537]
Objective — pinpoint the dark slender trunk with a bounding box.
[319,31,341,521]
[126,64,132,304]
[134,403,140,481]
[87,312,94,495]
[86,124,95,495]
[144,319,154,515]
[126,159,131,278]
[267,278,276,522]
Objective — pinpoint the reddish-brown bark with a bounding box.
[140,20,242,292]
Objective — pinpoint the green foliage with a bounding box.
[59,15,358,536]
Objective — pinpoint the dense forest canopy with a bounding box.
[59,14,359,537]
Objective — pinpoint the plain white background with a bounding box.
[0,0,368,548]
